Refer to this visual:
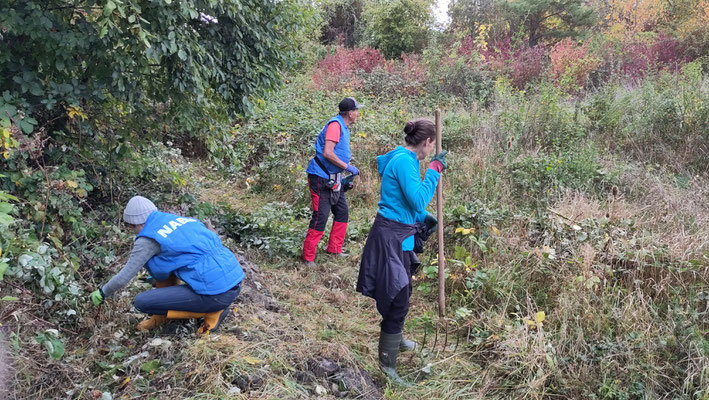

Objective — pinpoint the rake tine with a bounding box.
[442,319,449,353]
[419,325,428,356]
[454,325,460,352]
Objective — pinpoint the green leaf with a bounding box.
[0,296,18,301]
[454,245,467,260]
[19,120,33,134]
[0,214,14,226]
[140,359,161,374]
[104,0,116,16]
[37,332,65,360]
[178,49,187,60]
[0,202,13,214]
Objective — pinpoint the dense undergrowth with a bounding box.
[1,1,709,398]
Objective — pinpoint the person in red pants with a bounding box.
[302,97,363,267]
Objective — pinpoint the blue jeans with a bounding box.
[134,283,241,316]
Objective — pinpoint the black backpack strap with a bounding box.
[314,155,331,176]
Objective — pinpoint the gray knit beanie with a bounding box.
[123,196,158,225]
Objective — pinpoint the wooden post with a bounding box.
[435,109,445,318]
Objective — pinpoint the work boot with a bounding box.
[166,309,229,335]
[378,331,410,386]
[303,260,317,267]
[136,315,167,331]
[400,336,417,352]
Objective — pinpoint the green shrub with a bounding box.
[362,0,434,59]
[508,146,612,206]
[589,63,709,173]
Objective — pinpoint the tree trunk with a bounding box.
[528,19,539,47]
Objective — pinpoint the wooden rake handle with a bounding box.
[435,109,445,318]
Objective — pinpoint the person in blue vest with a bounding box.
[302,97,363,267]
[357,119,448,385]
[89,196,245,334]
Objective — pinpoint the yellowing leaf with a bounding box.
[243,356,261,365]
[491,226,500,236]
[66,180,78,189]
[119,376,131,389]
[535,311,546,324]
[66,105,88,121]
[455,227,465,233]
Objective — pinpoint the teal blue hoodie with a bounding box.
[376,146,440,251]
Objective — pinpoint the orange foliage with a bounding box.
[605,0,667,34]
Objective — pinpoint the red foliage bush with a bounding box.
[549,38,599,92]
[599,34,689,80]
[482,36,547,89]
[311,46,386,91]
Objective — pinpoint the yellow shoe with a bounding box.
[166,309,228,335]
[136,315,167,331]
[197,310,225,335]
[167,310,206,319]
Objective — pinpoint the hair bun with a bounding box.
[404,121,416,136]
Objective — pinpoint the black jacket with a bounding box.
[357,213,431,308]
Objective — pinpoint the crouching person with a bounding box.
[90,195,245,334]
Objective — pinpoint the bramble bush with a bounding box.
[362,53,428,97]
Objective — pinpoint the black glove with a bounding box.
[424,212,438,235]
[342,174,355,192]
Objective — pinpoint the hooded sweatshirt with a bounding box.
[376,146,440,251]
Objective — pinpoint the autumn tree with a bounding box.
[448,0,506,34]
[502,0,596,47]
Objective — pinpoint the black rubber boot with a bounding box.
[378,331,410,386]
[400,336,416,352]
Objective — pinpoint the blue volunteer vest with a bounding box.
[305,114,351,179]
[137,211,244,295]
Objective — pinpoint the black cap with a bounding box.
[338,97,364,112]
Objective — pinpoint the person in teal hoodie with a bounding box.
[357,119,448,385]
[89,196,245,335]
